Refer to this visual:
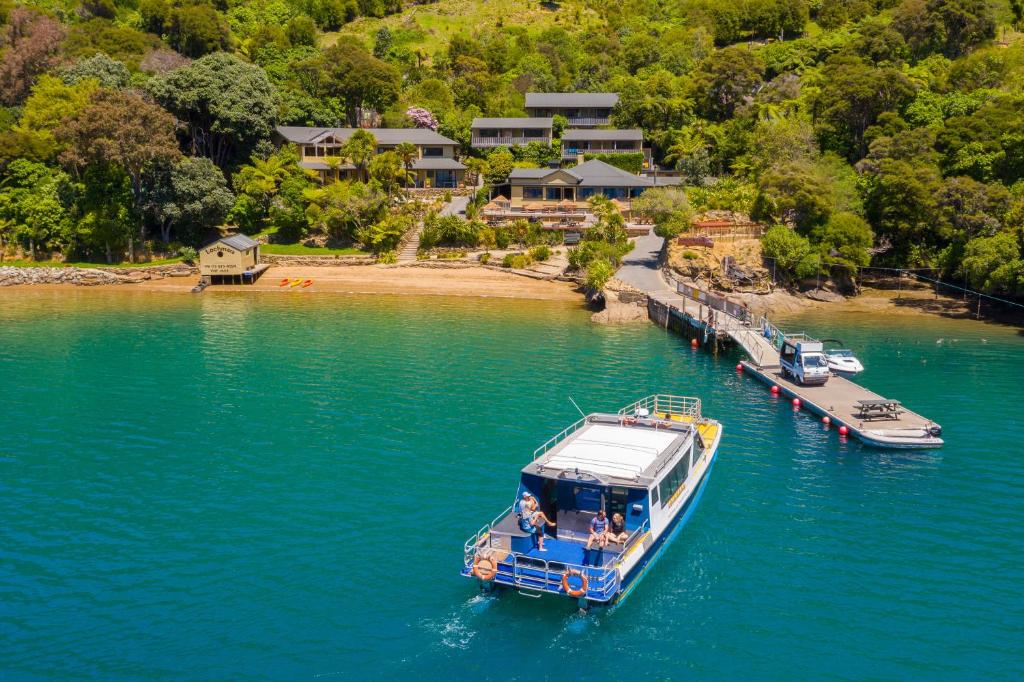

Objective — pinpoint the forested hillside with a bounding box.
[0,0,1022,294]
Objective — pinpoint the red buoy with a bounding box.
[736,363,743,372]
[691,338,699,348]
[770,385,780,394]
[792,398,801,407]
[838,425,849,436]
[822,416,830,425]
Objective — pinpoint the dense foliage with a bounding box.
[0,0,1020,294]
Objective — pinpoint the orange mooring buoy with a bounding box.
[838,425,849,436]
[792,398,801,408]
[770,385,780,395]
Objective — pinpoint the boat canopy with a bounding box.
[523,413,697,487]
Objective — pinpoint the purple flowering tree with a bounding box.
[406,106,438,130]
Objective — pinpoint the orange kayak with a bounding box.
[301,279,313,288]
[279,278,290,286]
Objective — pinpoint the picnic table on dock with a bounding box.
[855,399,902,420]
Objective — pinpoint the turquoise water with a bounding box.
[1,290,1022,680]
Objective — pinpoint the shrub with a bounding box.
[501,252,534,268]
[581,152,644,174]
[477,226,497,249]
[442,190,453,202]
[478,252,491,264]
[586,259,615,290]
[494,226,511,249]
[178,245,198,263]
[376,250,397,264]
[682,250,699,260]
[529,245,551,261]
[761,225,812,273]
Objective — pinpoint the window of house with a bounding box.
[525,129,546,137]
[478,129,499,137]
[578,188,597,199]
[523,186,543,199]
[545,187,562,201]
[422,146,443,157]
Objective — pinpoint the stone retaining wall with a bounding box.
[0,263,197,286]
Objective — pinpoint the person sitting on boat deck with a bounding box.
[586,510,610,551]
[518,492,556,552]
[606,512,628,545]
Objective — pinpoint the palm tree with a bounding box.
[235,155,289,215]
[394,142,418,189]
[342,129,376,183]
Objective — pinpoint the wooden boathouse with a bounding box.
[199,234,269,285]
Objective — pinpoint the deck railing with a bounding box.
[532,415,589,460]
[471,136,551,147]
[617,394,702,421]
[464,516,651,601]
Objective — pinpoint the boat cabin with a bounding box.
[464,399,713,603]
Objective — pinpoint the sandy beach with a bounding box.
[15,264,584,301]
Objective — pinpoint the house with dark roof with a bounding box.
[525,93,619,127]
[483,159,679,228]
[273,126,466,189]
[470,117,553,149]
[560,128,648,166]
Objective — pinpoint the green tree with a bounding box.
[761,224,814,275]
[484,148,514,185]
[0,159,72,259]
[368,150,409,196]
[321,42,401,126]
[167,4,230,58]
[696,45,765,120]
[632,188,693,238]
[812,56,916,160]
[393,142,419,189]
[892,0,995,60]
[342,129,377,183]
[813,211,874,272]
[373,26,393,59]
[144,156,234,244]
[304,180,388,241]
[960,231,1023,294]
[752,160,833,233]
[60,53,130,89]
[57,89,182,259]
[286,16,318,47]
[233,153,291,217]
[148,53,278,169]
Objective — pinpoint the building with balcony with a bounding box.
[524,93,619,127]
[560,129,648,166]
[470,117,553,149]
[273,126,466,188]
[483,159,680,229]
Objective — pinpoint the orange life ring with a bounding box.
[562,570,588,597]
[472,553,497,581]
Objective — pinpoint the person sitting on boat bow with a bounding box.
[586,510,610,551]
[517,492,556,552]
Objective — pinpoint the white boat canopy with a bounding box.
[537,423,681,481]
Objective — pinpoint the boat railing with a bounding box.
[618,394,702,421]
[532,414,589,460]
[463,504,513,556]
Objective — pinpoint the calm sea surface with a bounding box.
[1,290,1022,680]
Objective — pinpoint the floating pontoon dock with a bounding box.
[739,361,943,449]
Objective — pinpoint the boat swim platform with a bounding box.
[739,361,944,449]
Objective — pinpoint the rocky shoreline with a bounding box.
[0,264,197,287]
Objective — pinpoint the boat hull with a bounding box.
[612,442,718,607]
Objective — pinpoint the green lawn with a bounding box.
[1,257,185,268]
[259,243,369,256]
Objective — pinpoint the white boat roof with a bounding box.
[543,424,676,478]
[525,415,696,485]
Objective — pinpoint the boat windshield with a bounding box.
[828,349,854,358]
[803,355,827,368]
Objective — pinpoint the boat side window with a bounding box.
[650,485,659,507]
[608,486,629,520]
[659,449,692,507]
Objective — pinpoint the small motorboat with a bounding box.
[823,347,864,376]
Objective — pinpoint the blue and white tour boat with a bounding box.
[461,395,722,611]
